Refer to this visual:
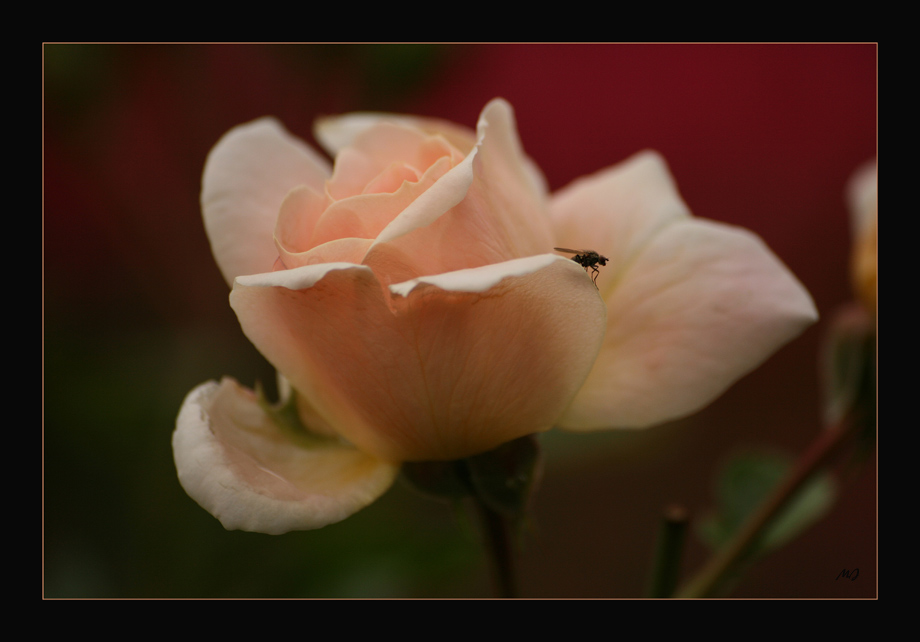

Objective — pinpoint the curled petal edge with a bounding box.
[173,379,399,534]
[389,253,563,297]
[368,122,482,251]
[202,117,332,287]
[314,111,477,159]
[229,254,607,462]
[235,262,371,290]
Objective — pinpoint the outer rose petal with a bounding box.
[202,118,332,286]
[554,154,818,429]
[230,256,607,462]
[552,151,691,287]
[173,378,399,534]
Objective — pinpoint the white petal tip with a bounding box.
[173,379,398,534]
[389,254,564,297]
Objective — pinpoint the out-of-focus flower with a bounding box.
[819,159,877,430]
[846,160,877,318]
[173,99,817,534]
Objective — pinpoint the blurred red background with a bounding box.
[44,44,876,598]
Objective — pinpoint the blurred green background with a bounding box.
[44,43,876,598]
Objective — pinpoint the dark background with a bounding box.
[44,43,876,598]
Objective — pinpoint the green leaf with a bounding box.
[698,452,837,559]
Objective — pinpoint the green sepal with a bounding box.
[401,460,474,502]
[254,382,340,449]
[465,434,542,518]
[647,505,690,598]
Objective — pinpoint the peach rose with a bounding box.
[173,99,817,534]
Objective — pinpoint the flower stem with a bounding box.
[647,505,689,597]
[675,415,861,598]
[473,496,518,598]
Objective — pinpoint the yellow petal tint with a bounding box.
[230,256,607,462]
[553,152,818,429]
[173,378,399,534]
[846,159,877,318]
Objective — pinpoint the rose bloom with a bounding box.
[173,99,817,534]
[846,159,877,318]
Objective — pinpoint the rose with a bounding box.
[846,159,877,318]
[173,99,817,534]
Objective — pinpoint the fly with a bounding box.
[554,247,609,285]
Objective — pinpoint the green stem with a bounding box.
[473,496,517,598]
[675,416,860,598]
[647,505,689,597]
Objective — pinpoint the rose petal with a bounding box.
[363,162,423,195]
[389,253,559,296]
[230,256,606,462]
[273,158,455,273]
[846,159,878,239]
[278,237,374,270]
[326,123,433,200]
[551,150,691,292]
[173,378,399,534]
[473,98,550,212]
[274,185,330,255]
[369,136,479,250]
[313,156,454,250]
[315,112,477,159]
[363,99,555,284]
[554,157,818,429]
[202,118,332,286]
